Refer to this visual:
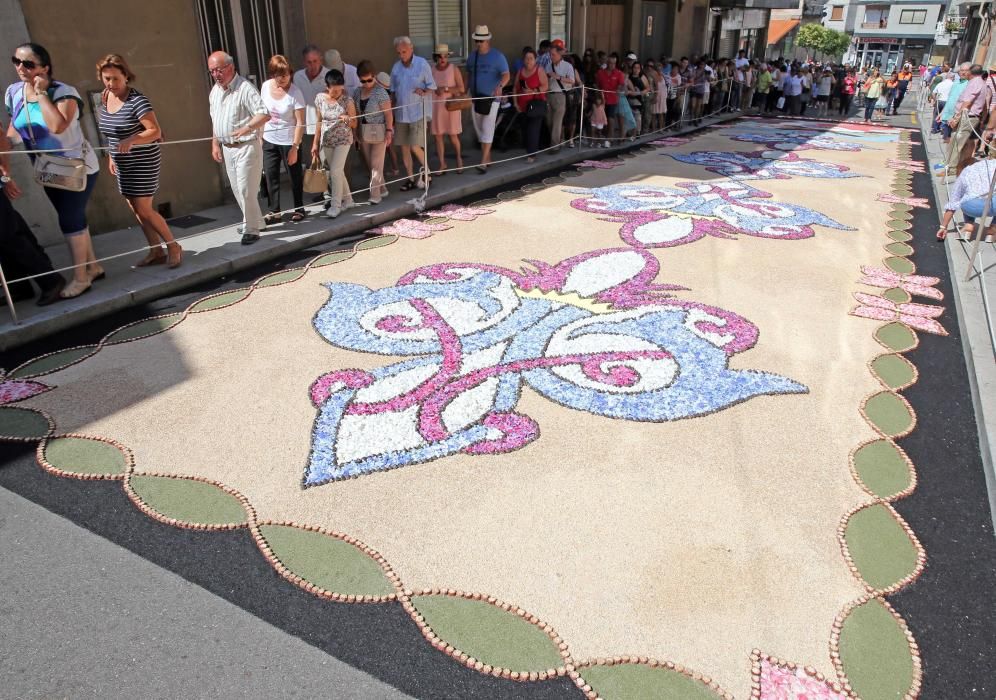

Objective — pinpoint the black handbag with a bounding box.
[472,56,496,115]
[526,98,547,117]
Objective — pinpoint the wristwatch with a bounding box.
[0,175,11,185]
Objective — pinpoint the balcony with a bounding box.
[862,19,889,27]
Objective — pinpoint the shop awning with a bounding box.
[767,19,801,45]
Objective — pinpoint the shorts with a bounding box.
[960,195,996,222]
[816,94,829,103]
[471,101,499,144]
[394,119,427,147]
[605,103,618,118]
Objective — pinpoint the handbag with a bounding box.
[446,93,472,111]
[360,123,386,143]
[526,98,547,117]
[21,87,88,192]
[303,159,327,193]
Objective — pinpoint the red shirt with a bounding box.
[595,68,626,105]
[516,68,546,111]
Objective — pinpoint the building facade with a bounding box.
[4,0,782,245]
[823,0,945,70]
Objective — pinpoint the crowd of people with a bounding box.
[922,61,996,241]
[0,30,935,308]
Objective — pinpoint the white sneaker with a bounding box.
[325,207,340,219]
[568,141,576,148]
[603,140,610,148]
[341,201,357,210]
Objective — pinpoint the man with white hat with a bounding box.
[465,24,509,172]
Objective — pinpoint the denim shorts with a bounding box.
[43,172,98,236]
[961,195,996,223]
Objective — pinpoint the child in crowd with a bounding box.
[588,91,608,146]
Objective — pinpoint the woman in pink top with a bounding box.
[430,44,465,173]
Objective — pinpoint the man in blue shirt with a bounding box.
[390,36,436,190]
[465,25,510,172]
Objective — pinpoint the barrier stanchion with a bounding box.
[0,260,19,324]
[578,84,585,148]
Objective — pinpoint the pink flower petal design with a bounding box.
[0,378,51,405]
[368,218,453,239]
[578,159,624,170]
[650,137,692,146]
[424,204,496,221]
[877,193,930,209]
[886,158,926,172]
[851,292,948,335]
[756,657,848,700]
[858,266,943,300]
[899,314,949,335]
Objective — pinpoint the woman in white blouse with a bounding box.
[261,55,306,223]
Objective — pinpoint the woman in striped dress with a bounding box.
[96,54,181,268]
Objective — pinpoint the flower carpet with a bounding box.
[0,119,945,699]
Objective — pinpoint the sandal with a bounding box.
[264,213,282,225]
[166,242,183,269]
[400,179,417,191]
[134,249,167,267]
[60,279,91,299]
[290,212,305,222]
[88,267,106,282]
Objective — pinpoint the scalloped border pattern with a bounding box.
[0,121,937,700]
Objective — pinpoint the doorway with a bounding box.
[640,1,670,61]
[196,0,285,87]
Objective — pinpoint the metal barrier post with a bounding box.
[0,260,20,325]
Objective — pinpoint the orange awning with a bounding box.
[767,19,801,46]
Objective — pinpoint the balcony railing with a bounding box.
[861,20,889,28]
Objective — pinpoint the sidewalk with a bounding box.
[917,101,996,527]
[0,114,735,352]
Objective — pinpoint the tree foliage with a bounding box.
[796,23,851,58]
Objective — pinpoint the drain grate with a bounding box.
[168,214,216,229]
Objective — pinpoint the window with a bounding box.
[536,0,570,46]
[195,0,284,86]
[409,0,467,61]
[830,6,844,21]
[862,5,889,28]
[899,9,928,24]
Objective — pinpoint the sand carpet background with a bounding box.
[8,120,920,698]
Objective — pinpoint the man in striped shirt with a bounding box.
[208,51,270,245]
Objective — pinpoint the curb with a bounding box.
[916,106,996,532]
[0,113,739,352]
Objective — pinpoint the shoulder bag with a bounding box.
[472,56,496,116]
[20,85,88,192]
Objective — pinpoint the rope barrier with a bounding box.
[0,73,743,319]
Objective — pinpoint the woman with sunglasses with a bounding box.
[430,44,465,174]
[6,43,101,298]
[353,61,393,204]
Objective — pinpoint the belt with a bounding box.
[222,140,254,148]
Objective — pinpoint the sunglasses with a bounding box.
[360,77,375,84]
[11,56,39,70]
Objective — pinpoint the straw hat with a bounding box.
[433,43,451,56]
[376,71,390,89]
[471,25,492,41]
